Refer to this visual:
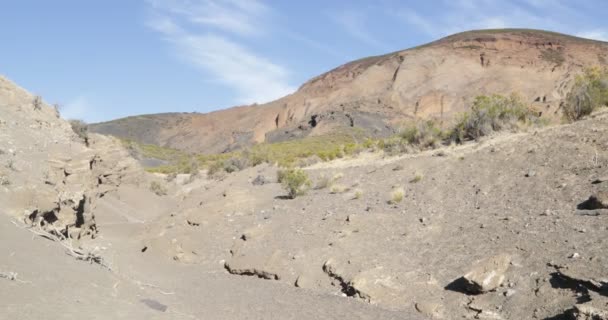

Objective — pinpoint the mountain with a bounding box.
[90,29,608,154]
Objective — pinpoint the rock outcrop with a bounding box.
[90,29,608,154]
[0,75,142,239]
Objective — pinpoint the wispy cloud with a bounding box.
[61,96,93,121]
[148,0,268,36]
[147,0,295,105]
[577,30,608,42]
[331,10,389,50]
[396,0,567,38]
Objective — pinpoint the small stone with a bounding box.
[525,170,536,178]
[252,175,267,186]
[415,301,441,317]
[504,289,516,297]
[591,176,608,184]
[569,252,580,259]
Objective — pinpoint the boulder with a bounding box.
[463,254,511,293]
[580,192,608,210]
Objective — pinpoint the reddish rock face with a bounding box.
[90,29,608,154]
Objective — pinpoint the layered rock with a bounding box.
[90,29,608,154]
[0,76,141,239]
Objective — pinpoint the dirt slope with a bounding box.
[114,109,608,319]
[90,29,608,153]
[0,75,414,319]
[4,69,608,319]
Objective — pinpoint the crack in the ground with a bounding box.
[322,261,359,298]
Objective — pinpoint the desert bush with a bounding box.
[165,172,178,182]
[149,181,167,196]
[6,159,16,171]
[296,155,322,167]
[362,138,377,149]
[540,48,565,66]
[381,136,411,155]
[278,168,311,199]
[33,96,42,110]
[400,120,444,148]
[244,149,268,166]
[410,173,423,183]
[563,68,608,122]
[315,174,331,189]
[389,187,405,204]
[69,119,89,146]
[329,184,347,194]
[207,160,227,178]
[177,157,199,175]
[380,120,445,155]
[250,131,360,167]
[223,156,251,173]
[449,94,532,143]
[0,172,9,186]
[353,189,363,199]
[315,172,343,190]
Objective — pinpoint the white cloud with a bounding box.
[148,0,268,36]
[397,0,567,38]
[148,1,295,105]
[332,10,389,50]
[577,30,608,42]
[173,31,294,103]
[281,29,345,59]
[61,96,91,121]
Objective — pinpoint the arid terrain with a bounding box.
[2,29,608,320]
[90,29,608,154]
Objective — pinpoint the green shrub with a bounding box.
[278,168,311,199]
[176,157,199,175]
[399,120,444,148]
[380,120,445,155]
[563,67,608,122]
[223,156,251,173]
[69,119,89,146]
[0,172,9,186]
[329,184,347,194]
[540,48,565,66]
[249,130,361,167]
[149,181,167,196]
[316,172,344,190]
[381,136,410,155]
[33,96,42,110]
[207,160,226,178]
[362,138,376,149]
[410,173,423,183]
[449,94,533,143]
[389,187,405,204]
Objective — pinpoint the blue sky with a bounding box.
[0,0,606,123]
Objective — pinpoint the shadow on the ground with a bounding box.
[542,309,574,320]
[444,277,474,295]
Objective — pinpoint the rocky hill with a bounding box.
[90,29,608,154]
[3,64,608,319]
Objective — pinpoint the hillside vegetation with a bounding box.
[128,68,607,177]
[90,29,608,154]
